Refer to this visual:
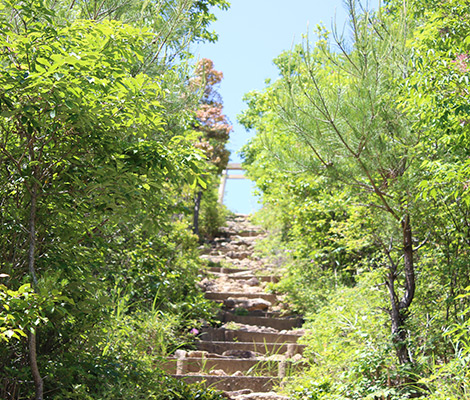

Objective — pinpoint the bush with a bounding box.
[55,364,227,400]
[286,272,409,400]
[198,182,229,240]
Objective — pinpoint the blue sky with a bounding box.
[195,0,379,214]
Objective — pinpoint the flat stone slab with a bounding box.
[205,292,278,303]
[220,313,303,331]
[235,231,264,238]
[225,330,301,344]
[224,298,272,312]
[195,341,305,356]
[162,358,280,376]
[201,328,301,344]
[208,267,251,274]
[209,246,254,256]
[226,275,280,283]
[233,393,289,400]
[173,375,279,392]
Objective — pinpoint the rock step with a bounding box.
[209,274,280,283]
[186,214,303,398]
[226,239,259,247]
[162,357,305,376]
[205,292,277,303]
[235,231,264,238]
[218,310,287,318]
[213,271,255,278]
[208,267,251,274]
[173,375,279,392]
[241,275,279,283]
[208,248,254,256]
[195,341,306,356]
[226,392,288,400]
[209,251,253,260]
[219,230,264,239]
[220,312,303,330]
[201,327,301,344]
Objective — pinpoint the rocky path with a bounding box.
[167,214,305,400]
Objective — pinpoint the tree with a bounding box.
[0,0,233,398]
[398,0,470,202]
[396,0,470,346]
[0,1,209,397]
[191,58,232,237]
[240,0,418,366]
[193,59,232,173]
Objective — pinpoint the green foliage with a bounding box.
[286,273,426,399]
[248,174,379,314]
[38,284,222,400]
[239,0,470,397]
[0,0,230,398]
[0,279,70,342]
[418,354,470,400]
[290,379,331,400]
[399,0,470,206]
[299,278,387,371]
[241,93,382,313]
[190,58,232,238]
[414,289,470,399]
[0,282,36,341]
[54,363,227,400]
[198,180,229,240]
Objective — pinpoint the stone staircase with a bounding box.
[165,214,305,400]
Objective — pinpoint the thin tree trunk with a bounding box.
[400,214,415,310]
[28,182,43,400]
[193,189,203,237]
[388,282,411,364]
[28,331,43,400]
[386,214,415,365]
[28,183,39,287]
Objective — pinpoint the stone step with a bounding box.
[173,375,279,392]
[228,240,258,249]
[235,231,265,238]
[218,309,284,318]
[208,273,280,283]
[221,234,265,242]
[208,266,251,274]
[191,215,303,397]
[230,275,280,283]
[200,255,226,263]
[224,251,253,260]
[208,244,254,254]
[226,240,256,248]
[162,357,281,376]
[201,327,301,344]
[195,341,306,356]
[220,312,303,331]
[204,292,278,303]
[164,357,307,377]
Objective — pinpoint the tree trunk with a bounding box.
[386,214,415,365]
[400,214,415,311]
[28,183,39,287]
[28,182,43,400]
[28,331,43,400]
[388,284,411,364]
[193,189,203,237]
